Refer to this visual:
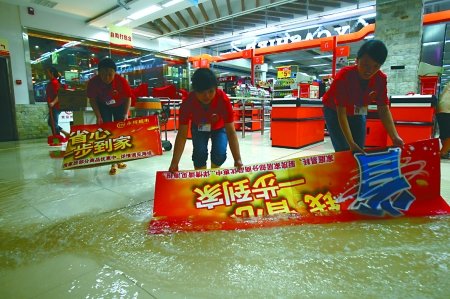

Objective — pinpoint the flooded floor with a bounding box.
[1,132,449,299]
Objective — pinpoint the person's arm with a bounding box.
[378,104,404,147]
[336,105,364,153]
[225,122,243,168]
[88,97,103,124]
[169,124,189,172]
[123,97,131,120]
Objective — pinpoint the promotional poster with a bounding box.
[63,115,162,169]
[149,139,450,234]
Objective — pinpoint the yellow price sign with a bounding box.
[277,67,291,79]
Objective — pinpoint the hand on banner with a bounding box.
[349,142,366,155]
[234,159,243,168]
[168,164,178,173]
[391,136,405,148]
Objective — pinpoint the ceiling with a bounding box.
[2,0,450,84]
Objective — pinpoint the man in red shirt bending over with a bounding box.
[322,39,403,153]
[169,68,243,172]
[87,58,132,175]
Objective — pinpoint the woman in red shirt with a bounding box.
[169,68,243,172]
[87,58,132,175]
[46,67,69,139]
[322,39,403,153]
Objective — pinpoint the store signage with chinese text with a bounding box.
[149,139,450,234]
[63,116,162,169]
[109,25,133,48]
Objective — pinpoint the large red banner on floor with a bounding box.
[63,115,162,169]
[149,139,450,234]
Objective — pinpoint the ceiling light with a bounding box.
[309,63,329,67]
[272,59,294,64]
[116,18,132,26]
[128,5,162,20]
[314,55,333,59]
[163,0,183,7]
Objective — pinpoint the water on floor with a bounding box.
[0,132,449,299]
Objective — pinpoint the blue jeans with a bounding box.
[323,106,366,152]
[191,126,228,168]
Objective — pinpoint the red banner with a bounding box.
[63,116,162,169]
[149,139,449,234]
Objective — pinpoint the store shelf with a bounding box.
[229,96,271,138]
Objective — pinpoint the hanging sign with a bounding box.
[336,45,350,57]
[149,139,450,234]
[63,115,162,169]
[200,58,210,68]
[0,37,9,56]
[320,40,334,52]
[253,56,264,65]
[109,25,133,48]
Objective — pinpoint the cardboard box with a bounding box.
[59,89,88,111]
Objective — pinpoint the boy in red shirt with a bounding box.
[322,39,403,153]
[169,68,243,172]
[87,58,132,175]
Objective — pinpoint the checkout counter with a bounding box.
[271,98,324,148]
[366,94,437,147]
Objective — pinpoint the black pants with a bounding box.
[98,102,126,122]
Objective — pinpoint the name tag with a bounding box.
[198,123,211,132]
[354,106,368,115]
[105,99,116,106]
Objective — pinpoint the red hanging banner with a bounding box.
[149,139,449,234]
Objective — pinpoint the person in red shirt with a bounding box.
[322,39,404,153]
[169,68,243,172]
[46,66,69,139]
[87,58,132,175]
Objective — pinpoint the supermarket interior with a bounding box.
[1,0,450,298]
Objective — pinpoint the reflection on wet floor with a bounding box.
[0,133,449,298]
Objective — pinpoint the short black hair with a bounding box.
[47,66,59,78]
[357,39,388,65]
[98,58,117,71]
[191,68,217,92]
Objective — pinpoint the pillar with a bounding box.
[375,0,424,95]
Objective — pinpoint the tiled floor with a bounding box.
[0,131,449,298]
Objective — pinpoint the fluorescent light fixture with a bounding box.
[319,73,332,77]
[272,59,294,64]
[321,6,375,20]
[423,41,441,46]
[314,55,333,59]
[115,18,132,26]
[128,5,162,20]
[163,0,183,7]
[133,29,158,38]
[309,63,329,67]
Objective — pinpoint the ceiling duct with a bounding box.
[117,0,131,10]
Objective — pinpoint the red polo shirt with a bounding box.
[322,65,389,116]
[46,78,60,109]
[87,74,132,107]
[179,88,234,130]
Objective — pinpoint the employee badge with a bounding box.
[198,123,211,132]
[354,105,368,115]
[105,99,116,106]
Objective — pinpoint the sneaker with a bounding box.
[117,162,127,169]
